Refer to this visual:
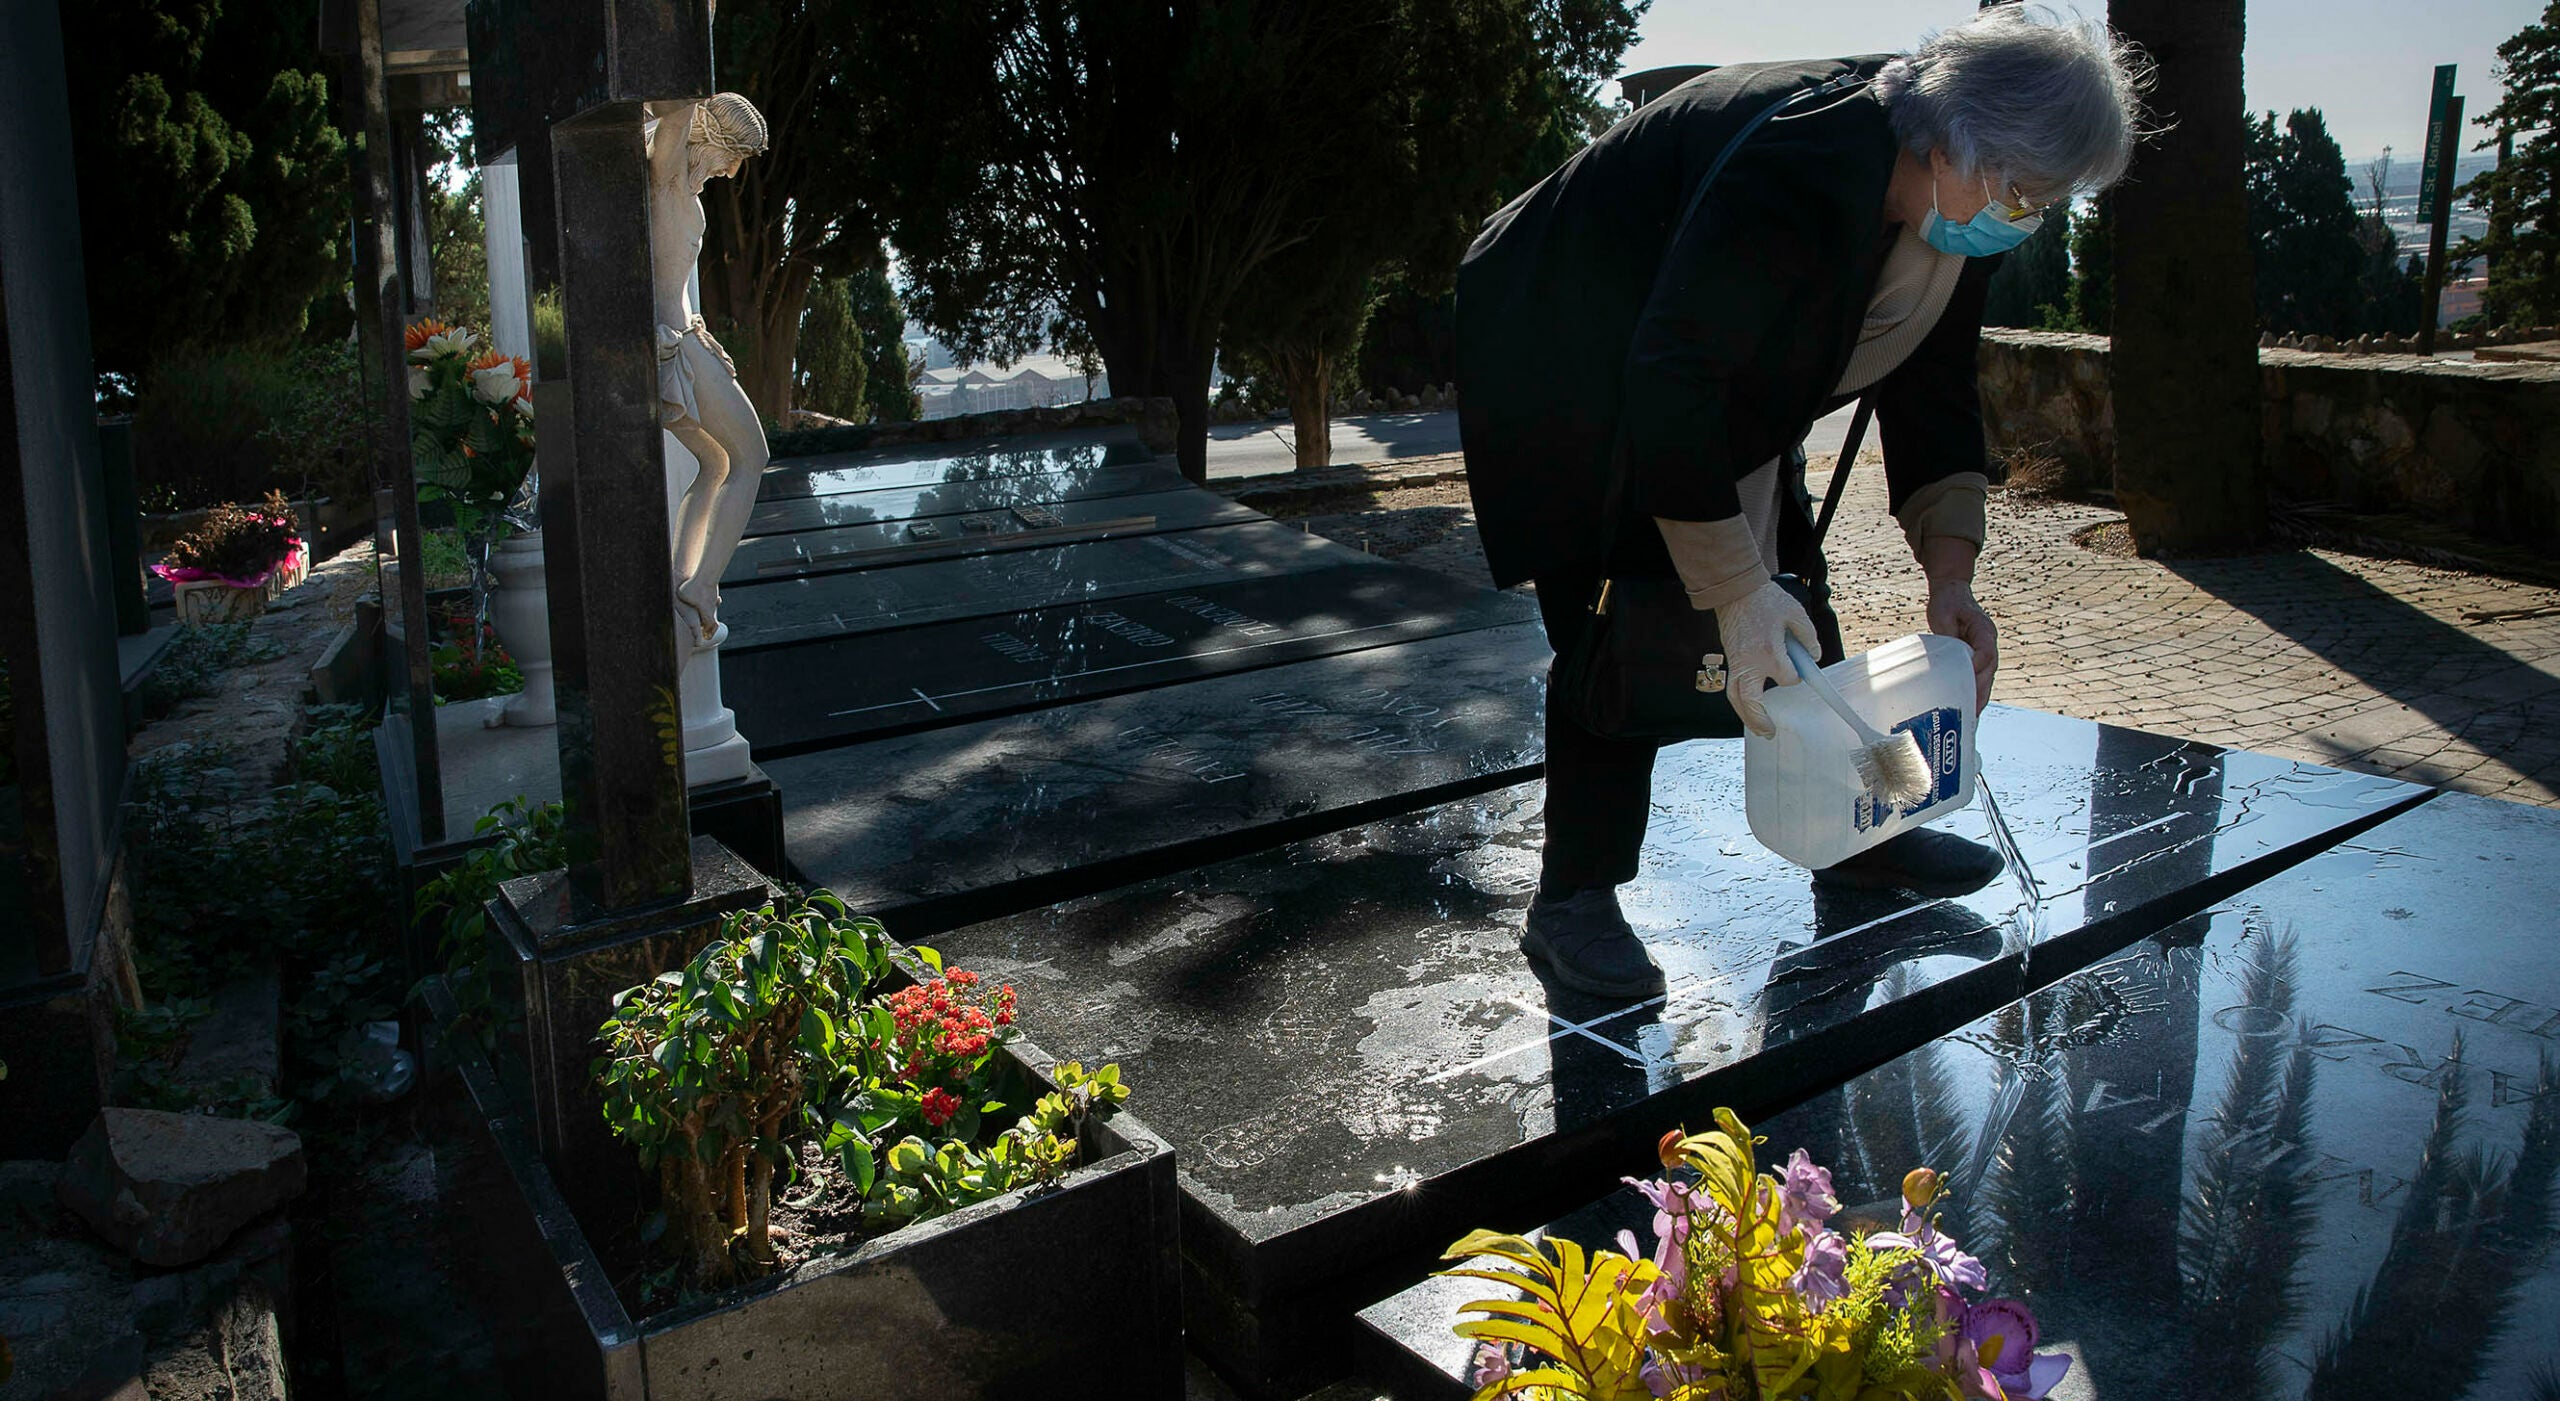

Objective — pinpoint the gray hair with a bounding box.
[1874,6,2153,201]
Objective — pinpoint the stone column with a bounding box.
[545,102,697,909]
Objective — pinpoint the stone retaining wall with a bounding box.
[1978,330,2560,549]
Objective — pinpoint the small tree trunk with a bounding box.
[745,1154,776,1266]
[1279,346,1332,470]
[668,1153,732,1288]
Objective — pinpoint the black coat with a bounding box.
[1455,56,1997,589]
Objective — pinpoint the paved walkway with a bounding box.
[1228,454,2560,808]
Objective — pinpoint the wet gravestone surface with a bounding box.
[741,444,1177,539]
[765,622,1555,931]
[728,563,1535,752]
[716,521,1383,651]
[723,487,1261,585]
[1357,786,2559,1401]
[918,706,2428,1390]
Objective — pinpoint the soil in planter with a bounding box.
[599,1086,1100,1319]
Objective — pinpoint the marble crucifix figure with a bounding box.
[646,92,770,646]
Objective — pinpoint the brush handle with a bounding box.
[1783,637,1894,747]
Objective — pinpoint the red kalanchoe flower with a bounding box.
[920,1087,961,1129]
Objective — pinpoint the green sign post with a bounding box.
[2419,65,2461,353]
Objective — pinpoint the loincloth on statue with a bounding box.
[656,316,739,427]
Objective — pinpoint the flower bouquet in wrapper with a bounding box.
[1442,1109,2069,1401]
[406,317,537,541]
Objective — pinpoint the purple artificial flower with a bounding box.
[1777,1148,1841,1237]
[1790,1228,1849,1312]
[1959,1298,2072,1400]
[1470,1341,1513,1388]
[1870,1208,1990,1293]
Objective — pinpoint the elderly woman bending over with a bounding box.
[1456,7,2152,996]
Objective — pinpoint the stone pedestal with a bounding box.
[486,530,558,727]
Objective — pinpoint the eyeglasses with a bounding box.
[1983,178,2062,225]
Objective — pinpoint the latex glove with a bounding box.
[1712,580,1821,739]
[1926,581,2000,712]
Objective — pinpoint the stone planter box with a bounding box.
[422,975,1186,1400]
[164,539,310,625]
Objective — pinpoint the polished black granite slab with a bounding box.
[722,487,1263,585]
[742,455,1182,539]
[727,563,1536,752]
[1358,786,2557,1401]
[717,521,1379,651]
[915,708,2425,1391]
[767,622,1554,932]
[758,437,1150,498]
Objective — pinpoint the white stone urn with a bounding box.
[485,530,557,728]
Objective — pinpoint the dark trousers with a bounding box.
[1534,576,1662,891]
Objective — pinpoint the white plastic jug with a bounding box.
[1744,633,1979,869]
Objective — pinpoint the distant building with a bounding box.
[915,353,1110,420]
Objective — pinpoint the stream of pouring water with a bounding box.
[1974,772,2047,978]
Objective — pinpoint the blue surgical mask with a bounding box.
[1921,185,2043,258]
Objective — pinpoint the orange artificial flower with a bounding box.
[405,317,453,352]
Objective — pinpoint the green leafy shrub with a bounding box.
[596,894,1131,1291]
[415,798,565,1046]
[161,491,300,581]
[256,341,375,505]
[598,891,891,1288]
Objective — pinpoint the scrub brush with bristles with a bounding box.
[1783,638,1936,808]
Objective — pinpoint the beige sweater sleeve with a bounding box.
[1896,472,1990,558]
[1653,515,1768,611]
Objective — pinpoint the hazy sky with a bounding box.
[1615,1,2538,163]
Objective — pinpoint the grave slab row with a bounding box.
[727,562,1536,752]
[723,486,1262,585]
[766,622,1556,933]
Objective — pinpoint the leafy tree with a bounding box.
[2108,0,2264,553]
[795,276,869,422]
[850,266,919,422]
[2070,191,2116,333]
[61,0,349,389]
[868,0,1644,483]
[420,110,491,333]
[2457,4,2560,325]
[1220,0,1641,468]
[2244,108,2354,334]
[697,0,898,420]
[1983,207,2075,328]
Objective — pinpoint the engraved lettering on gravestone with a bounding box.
[1083,611,1177,648]
[980,631,1048,666]
[2298,1022,2384,1060]
[1163,594,1287,639]
[2491,1067,2560,1108]
[2366,970,2458,1005]
[1112,725,1247,784]
[648,94,772,645]
[2377,1042,2461,1089]
[2305,1155,2411,1210]
[2211,1003,2293,1038]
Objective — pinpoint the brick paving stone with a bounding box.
[1235,451,2560,808]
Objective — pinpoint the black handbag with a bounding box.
[1552,399,1872,743]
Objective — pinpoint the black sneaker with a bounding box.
[1812,827,2007,899]
[1520,887,1666,998]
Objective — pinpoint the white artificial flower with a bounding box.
[408,364,431,400]
[425,326,478,360]
[470,360,525,405]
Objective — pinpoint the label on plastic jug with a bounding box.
[1853,707,1966,833]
